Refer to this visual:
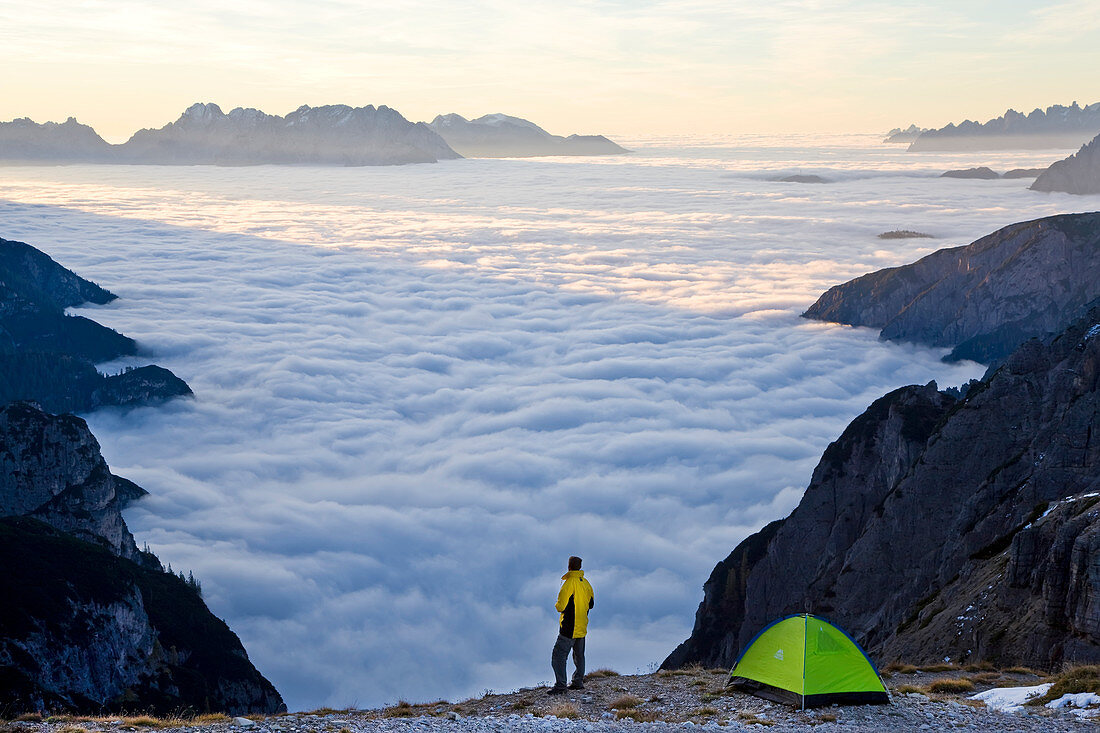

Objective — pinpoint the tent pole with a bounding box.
[801,613,807,712]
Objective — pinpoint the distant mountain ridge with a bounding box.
[0,104,628,164]
[427,112,627,157]
[1031,132,1100,195]
[119,102,459,165]
[907,101,1100,151]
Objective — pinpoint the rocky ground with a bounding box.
[4,666,1098,732]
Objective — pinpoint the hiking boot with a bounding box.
[568,681,584,690]
[546,686,567,695]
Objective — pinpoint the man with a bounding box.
[547,555,594,694]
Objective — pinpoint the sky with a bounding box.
[0,140,1076,709]
[2,0,1099,142]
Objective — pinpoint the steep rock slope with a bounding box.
[0,237,191,412]
[119,103,459,165]
[803,212,1100,364]
[0,402,285,715]
[1032,133,1100,195]
[427,113,627,157]
[907,101,1100,151]
[666,310,1100,671]
[0,117,112,162]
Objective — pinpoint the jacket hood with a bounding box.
[562,570,585,580]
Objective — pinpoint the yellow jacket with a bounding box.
[555,570,594,638]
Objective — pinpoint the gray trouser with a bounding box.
[551,633,585,688]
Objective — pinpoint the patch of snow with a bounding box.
[1086,324,1100,341]
[1047,691,1100,709]
[970,683,1051,712]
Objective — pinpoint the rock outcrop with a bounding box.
[1031,133,1100,195]
[0,117,112,162]
[941,167,999,179]
[907,101,1100,151]
[0,402,285,715]
[803,212,1100,364]
[0,236,191,412]
[665,308,1100,672]
[427,113,627,157]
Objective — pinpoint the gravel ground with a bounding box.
[5,668,1097,732]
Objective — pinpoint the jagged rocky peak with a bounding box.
[1031,132,1100,195]
[179,101,225,124]
[803,212,1100,364]
[666,306,1100,672]
[883,124,926,143]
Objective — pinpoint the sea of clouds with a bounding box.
[0,134,1085,710]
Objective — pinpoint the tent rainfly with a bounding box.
[728,614,890,708]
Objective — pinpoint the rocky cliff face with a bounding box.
[1031,133,1100,195]
[427,113,627,158]
[907,101,1100,151]
[0,236,191,412]
[118,102,459,166]
[0,402,145,559]
[0,402,285,715]
[803,212,1100,364]
[666,309,1100,671]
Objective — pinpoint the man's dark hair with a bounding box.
[568,556,582,571]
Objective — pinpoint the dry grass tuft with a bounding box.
[57,726,88,733]
[964,661,995,672]
[609,694,643,710]
[883,663,917,674]
[587,668,619,678]
[14,713,43,723]
[926,678,976,694]
[818,712,837,722]
[122,716,181,729]
[691,707,719,717]
[1027,665,1100,706]
[614,709,658,722]
[918,663,960,673]
[971,671,1003,684]
[894,684,925,695]
[547,703,578,719]
[737,711,775,726]
[1004,666,1042,676]
[382,701,417,718]
[192,713,230,723]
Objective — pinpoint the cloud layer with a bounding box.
[0,136,1075,709]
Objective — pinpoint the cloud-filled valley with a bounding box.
[0,135,1080,709]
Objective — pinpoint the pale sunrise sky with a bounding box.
[2,0,1099,142]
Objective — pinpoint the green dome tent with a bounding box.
[728,614,890,708]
